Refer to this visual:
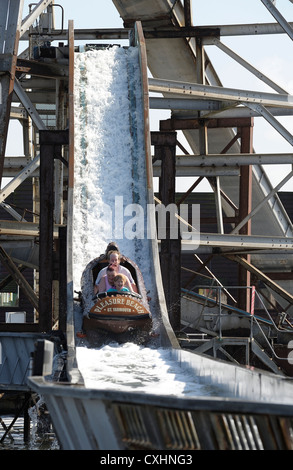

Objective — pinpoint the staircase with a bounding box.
[179,288,293,376]
[184,335,283,375]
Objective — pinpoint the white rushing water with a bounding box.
[75,342,223,397]
[72,45,218,398]
[73,46,150,292]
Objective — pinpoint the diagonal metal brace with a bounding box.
[0,244,39,311]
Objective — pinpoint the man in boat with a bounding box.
[94,250,137,294]
[97,266,133,294]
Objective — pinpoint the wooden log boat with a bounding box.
[80,251,152,344]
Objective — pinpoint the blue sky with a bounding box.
[8,0,293,191]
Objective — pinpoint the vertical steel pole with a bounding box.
[238,120,254,311]
[39,131,55,332]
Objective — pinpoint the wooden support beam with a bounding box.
[39,130,68,332]
[0,219,61,237]
[160,117,254,131]
[16,58,68,79]
[152,131,181,331]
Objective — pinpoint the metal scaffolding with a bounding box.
[1,0,293,450]
[0,0,292,372]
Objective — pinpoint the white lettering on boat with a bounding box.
[92,296,147,314]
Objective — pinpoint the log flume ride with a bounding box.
[79,248,152,345]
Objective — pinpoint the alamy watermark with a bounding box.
[99,196,200,248]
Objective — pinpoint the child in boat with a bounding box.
[95,250,138,292]
[95,266,133,294]
[107,273,130,293]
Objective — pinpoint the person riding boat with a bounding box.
[97,266,133,294]
[94,250,137,294]
[107,274,130,293]
[78,244,153,343]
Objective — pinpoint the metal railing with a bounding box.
[182,284,293,365]
[28,374,293,450]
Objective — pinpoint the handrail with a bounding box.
[184,283,293,363]
[188,284,293,330]
[251,290,293,363]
